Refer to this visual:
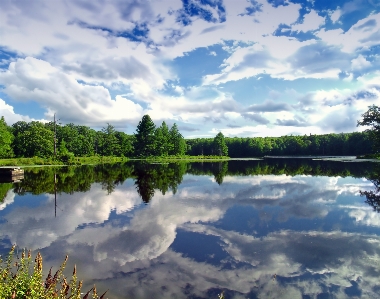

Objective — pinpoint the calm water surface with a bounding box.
[0,160,380,299]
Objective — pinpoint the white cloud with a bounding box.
[0,98,32,124]
[351,54,371,71]
[330,9,341,23]
[0,57,145,126]
[0,190,15,211]
[316,12,380,53]
[0,0,379,135]
[291,10,325,32]
[2,170,378,298]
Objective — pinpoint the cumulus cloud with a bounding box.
[0,183,142,249]
[0,57,144,126]
[0,0,379,135]
[291,10,325,33]
[351,54,372,71]
[0,98,32,124]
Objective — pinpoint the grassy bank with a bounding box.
[0,155,230,167]
[0,156,128,167]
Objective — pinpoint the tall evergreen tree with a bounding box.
[169,123,186,156]
[213,132,228,156]
[0,116,14,158]
[154,121,171,156]
[134,115,156,157]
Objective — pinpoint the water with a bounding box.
[0,159,380,298]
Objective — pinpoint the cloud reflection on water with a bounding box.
[0,171,379,298]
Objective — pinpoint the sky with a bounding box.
[0,0,380,138]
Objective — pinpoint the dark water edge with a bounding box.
[0,159,380,299]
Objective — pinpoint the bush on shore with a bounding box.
[0,246,107,299]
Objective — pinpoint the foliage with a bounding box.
[0,156,128,167]
[0,116,14,158]
[213,132,228,156]
[0,246,107,299]
[133,115,156,157]
[187,132,372,157]
[169,123,186,156]
[12,121,54,158]
[0,113,377,162]
[357,104,380,152]
[359,164,380,213]
[133,116,187,157]
[96,124,121,156]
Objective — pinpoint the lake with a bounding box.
[1,159,380,299]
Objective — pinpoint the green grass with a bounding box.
[0,155,230,167]
[0,156,129,167]
[0,246,107,299]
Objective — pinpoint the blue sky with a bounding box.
[0,0,380,137]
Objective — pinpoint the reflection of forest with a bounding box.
[1,159,377,204]
[360,164,380,213]
[133,162,187,203]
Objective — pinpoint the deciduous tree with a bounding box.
[0,116,14,158]
[358,105,380,153]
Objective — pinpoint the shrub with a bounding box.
[0,246,107,299]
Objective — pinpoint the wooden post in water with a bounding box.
[54,113,57,159]
[54,172,57,217]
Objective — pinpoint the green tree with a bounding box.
[134,115,156,157]
[100,123,120,156]
[169,123,186,155]
[358,105,380,153]
[12,121,54,158]
[0,116,14,158]
[213,132,228,156]
[115,131,134,157]
[154,121,171,156]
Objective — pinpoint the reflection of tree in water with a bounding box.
[0,183,13,202]
[10,159,377,204]
[213,162,228,185]
[360,165,380,213]
[133,162,187,203]
[13,163,134,195]
[186,161,228,185]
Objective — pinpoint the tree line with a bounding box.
[187,131,372,157]
[0,114,228,159]
[0,105,378,159]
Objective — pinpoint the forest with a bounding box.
[0,108,377,161]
